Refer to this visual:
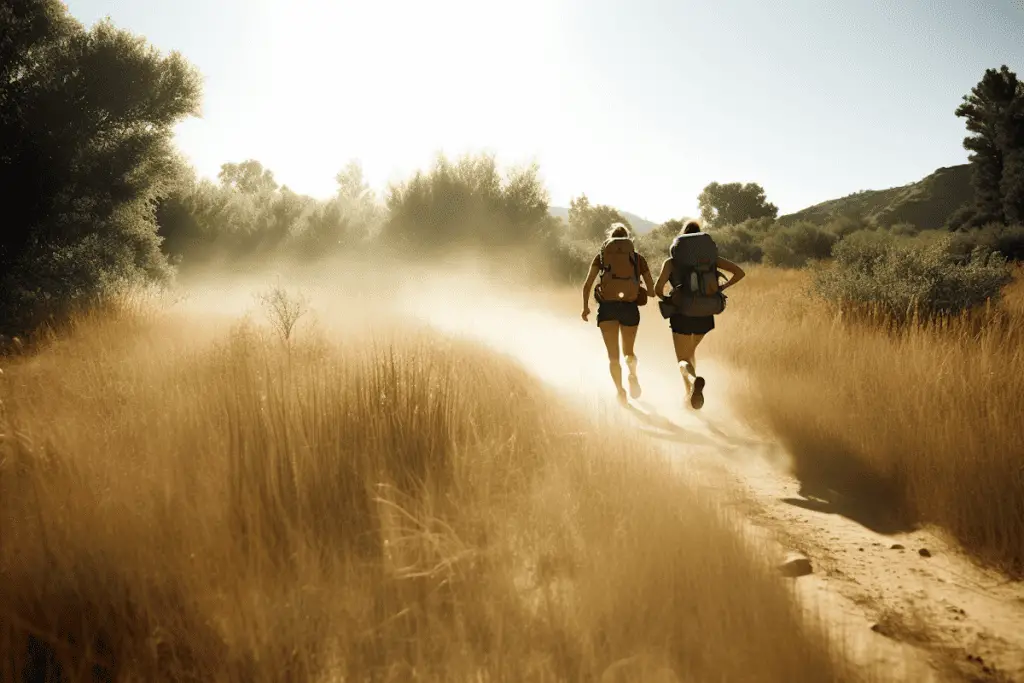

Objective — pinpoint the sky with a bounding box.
[66,0,1024,223]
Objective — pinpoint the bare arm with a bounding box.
[654,259,673,299]
[640,256,656,294]
[717,257,746,291]
[581,260,600,320]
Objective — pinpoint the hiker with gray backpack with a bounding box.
[654,220,745,410]
[582,223,656,404]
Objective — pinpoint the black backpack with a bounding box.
[663,232,726,317]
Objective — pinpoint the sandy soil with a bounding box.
[404,283,1024,683]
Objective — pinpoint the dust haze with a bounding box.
[5,1,1024,680]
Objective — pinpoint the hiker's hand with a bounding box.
[581,307,590,322]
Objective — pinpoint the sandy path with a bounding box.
[405,283,1024,683]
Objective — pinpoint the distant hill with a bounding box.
[548,206,660,234]
[778,164,973,231]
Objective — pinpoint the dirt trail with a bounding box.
[406,283,1024,683]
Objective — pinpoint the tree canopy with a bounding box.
[382,153,551,250]
[0,0,201,333]
[954,65,1024,227]
[567,194,632,241]
[697,182,778,228]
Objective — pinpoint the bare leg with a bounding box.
[672,333,697,388]
[599,321,626,401]
[620,324,641,399]
[672,333,706,408]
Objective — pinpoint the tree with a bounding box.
[335,160,371,203]
[332,159,383,239]
[0,2,201,333]
[955,66,1022,227]
[218,159,279,194]
[566,193,632,241]
[999,80,1024,224]
[650,219,685,238]
[697,182,778,228]
[382,152,550,250]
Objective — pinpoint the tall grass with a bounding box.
[716,267,1024,574]
[0,306,864,682]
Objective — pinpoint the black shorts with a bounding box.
[596,300,640,327]
[669,314,715,335]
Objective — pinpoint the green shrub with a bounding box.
[822,215,873,239]
[888,222,921,237]
[811,232,1012,322]
[713,225,765,264]
[539,229,596,284]
[948,224,1024,262]
[761,221,837,268]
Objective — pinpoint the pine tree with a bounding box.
[955,66,1021,226]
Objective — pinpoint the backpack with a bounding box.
[668,232,726,317]
[596,237,641,303]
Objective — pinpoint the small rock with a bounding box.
[858,547,864,552]
[890,543,905,550]
[918,548,932,557]
[778,552,813,578]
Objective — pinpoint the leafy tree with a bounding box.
[332,160,383,237]
[955,65,1024,226]
[335,160,371,203]
[0,1,201,333]
[382,152,550,250]
[635,218,684,258]
[566,193,632,241]
[697,182,778,227]
[218,159,279,194]
[649,218,685,239]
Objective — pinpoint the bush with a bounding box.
[823,215,873,239]
[812,232,1013,322]
[761,221,837,268]
[949,223,1024,262]
[888,222,921,237]
[1,219,173,336]
[540,228,596,284]
[712,225,765,264]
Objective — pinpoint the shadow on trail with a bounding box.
[780,437,916,536]
[624,403,721,447]
[692,414,776,452]
[626,400,778,456]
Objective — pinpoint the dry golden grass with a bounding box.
[715,266,1024,574]
[0,301,865,682]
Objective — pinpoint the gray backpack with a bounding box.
[667,232,726,317]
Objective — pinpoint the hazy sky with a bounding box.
[67,0,1024,222]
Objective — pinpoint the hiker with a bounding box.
[581,223,656,403]
[654,220,745,409]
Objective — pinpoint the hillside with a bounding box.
[778,164,973,230]
[548,206,660,234]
